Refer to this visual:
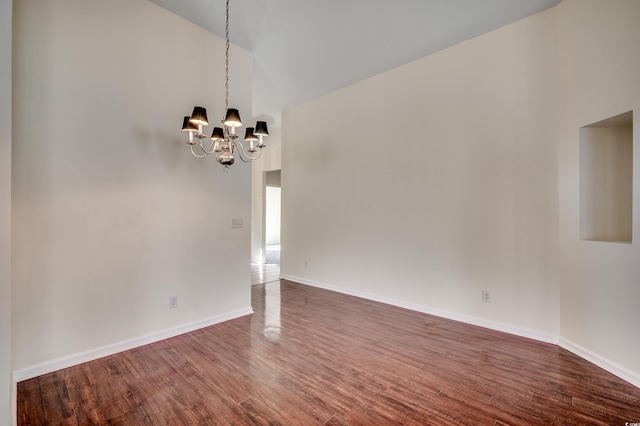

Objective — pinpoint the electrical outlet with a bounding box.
[169,296,178,309]
[482,290,491,303]
[304,261,308,270]
[231,218,243,228]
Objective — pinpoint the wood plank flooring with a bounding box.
[18,279,640,425]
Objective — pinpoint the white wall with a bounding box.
[12,0,253,374]
[282,9,559,342]
[265,186,281,245]
[1,0,12,422]
[556,0,640,383]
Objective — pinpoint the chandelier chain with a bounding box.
[224,0,230,115]
[182,0,268,167]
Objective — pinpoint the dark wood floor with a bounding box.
[18,280,640,425]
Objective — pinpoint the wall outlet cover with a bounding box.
[169,296,178,309]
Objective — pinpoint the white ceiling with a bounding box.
[150,0,562,121]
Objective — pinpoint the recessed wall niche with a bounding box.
[580,111,633,243]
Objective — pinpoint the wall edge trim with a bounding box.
[11,374,16,426]
[12,307,254,383]
[559,338,640,388]
[280,274,558,344]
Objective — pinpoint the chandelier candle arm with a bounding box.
[190,144,208,158]
[234,137,264,162]
[180,0,268,169]
[198,138,217,155]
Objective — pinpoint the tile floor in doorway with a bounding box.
[251,244,280,286]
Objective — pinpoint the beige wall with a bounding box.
[12,0,254,373]
[1,0,12,421]
[282,9,559,342]
[282,0,640,386]
[556,0,640,381]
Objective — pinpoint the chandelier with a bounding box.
[181,0,268,170]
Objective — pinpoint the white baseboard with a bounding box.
[559,338,640,388]
[12,307,253,383]
[280,274,558,344]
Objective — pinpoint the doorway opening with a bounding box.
[251,169,281,286]
[265,183,281,265]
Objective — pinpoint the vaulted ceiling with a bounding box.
[150,0,562,120]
